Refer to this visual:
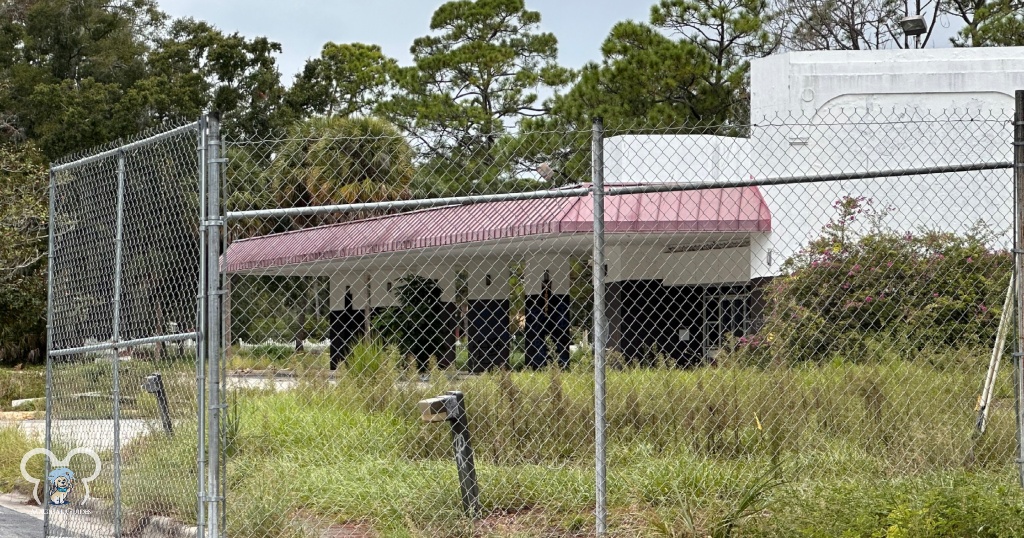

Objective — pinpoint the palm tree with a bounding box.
[268,115,415,226]
[249,116,416,351]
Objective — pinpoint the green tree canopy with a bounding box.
[545,0,773,130]
[267,115,415,222]
[0,1,290,158]
[383,0,572,170]
[550,22,711,127]
[651,0,776,124]
[145,17,292,140]
[0,139,48,364]
[1,0,163,156]
[287,42,398,118]
[950,0,1024,46]
[511,0,774,188]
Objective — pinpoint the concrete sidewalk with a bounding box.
[0,494,73,538]
[0,493,196,537]
[0,505,44,538]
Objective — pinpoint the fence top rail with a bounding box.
[50,122,200,173]
[226,186,593,221]
[605,161,1014,196]
[226,161,1012,222]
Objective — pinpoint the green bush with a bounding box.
[372,275,451,372]
[749,196,1010,365]
[242,342,294,364]
[230,275,330,346]
[0,427,41,495]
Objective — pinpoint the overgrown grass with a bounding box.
[0,366,46,411]
[46,351,198,420]
[227,339,531,375]
[0,426,42,496]
[101,342,1024,537]
[228,343,324,372]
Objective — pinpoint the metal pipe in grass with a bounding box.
[976,275,1014,437]
[417,391,481,518]
[142,373,174,436]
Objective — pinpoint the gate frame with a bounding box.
[45,120,204,538]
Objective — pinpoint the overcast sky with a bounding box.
[157,0,963,86]
[157,0,652,84]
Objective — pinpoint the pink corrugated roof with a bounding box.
[225,186,771,273]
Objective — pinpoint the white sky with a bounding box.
[156,0,964,86]
[157,0,651,84]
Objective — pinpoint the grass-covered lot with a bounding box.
[4,199,1017,535]
[3,342,1024,537]
[101,344,1024,535]
[0,366,45,411]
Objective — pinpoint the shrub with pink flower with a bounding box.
[752,196,1009,365]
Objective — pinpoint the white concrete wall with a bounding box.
[329,274,362,310]
[604,48,1022,278]
[522,255,574,295]
[603,135,749,185]
[465,258,511,301]
[331,264,468,310]
[749,232,775,278]
[409,264,461,303]
[365,268,405,309]
[606,243,752,286]
[752,48,1022,119]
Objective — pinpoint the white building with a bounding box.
[605,47,1023,279]
[227,48,1024,369]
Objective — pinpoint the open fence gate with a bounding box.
[44,118,208,537]
[43,95,1024,537]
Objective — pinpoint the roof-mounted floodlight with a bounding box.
[899,15,927,37]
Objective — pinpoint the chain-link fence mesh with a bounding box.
[222,118,598,538]
[40,107,1022,537]
[598,111,1016,536]
[215,108,1020,537]
[45,122,202,537]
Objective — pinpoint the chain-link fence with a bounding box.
[216,106,1022,537]
[45,122,203,537]
[43,103,1024,537]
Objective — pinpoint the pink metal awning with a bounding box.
[225,186,771,273]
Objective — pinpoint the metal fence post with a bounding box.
[1013,89,1024,489]
[43,168,56,537]
[110,149,128,537]
[205,112,224,538]
[219,114,229,538]
[591,117,608,535]
[196,115,209,538]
